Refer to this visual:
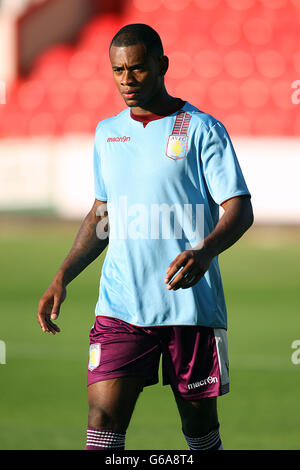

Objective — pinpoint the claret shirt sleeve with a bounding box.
[93,127,107,202]
[200,121,251,205]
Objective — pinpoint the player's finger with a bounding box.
[45,316,60,334]
[181,272,204,289]
[166,263,192,289]
[164,256,189,284]
[37,302,51,333]
[47,296,61,333]
[40,303,57,335]
[166,259,194,290]
[50,295,61,321]
[174,266,199,290]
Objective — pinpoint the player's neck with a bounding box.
[130,91,184,117]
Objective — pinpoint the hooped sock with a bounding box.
[86,427,126,450]
[183,425,222,451]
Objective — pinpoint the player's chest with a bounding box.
[100,121,197,189]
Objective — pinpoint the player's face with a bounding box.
[109,43,164,110]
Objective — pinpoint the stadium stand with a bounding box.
[0,0,299,137]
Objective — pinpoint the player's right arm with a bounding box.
[37,198,108,335]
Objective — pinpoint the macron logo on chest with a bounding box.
[107,136,131,143]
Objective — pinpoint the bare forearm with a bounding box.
[201,196,254,258]
[54,201,108,286]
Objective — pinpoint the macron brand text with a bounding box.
[107,136,131,142]
[187,376,218,390]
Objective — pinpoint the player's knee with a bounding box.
[179,398,218,436]
[88,403,119,431]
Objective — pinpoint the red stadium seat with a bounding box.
[1,0,299,137]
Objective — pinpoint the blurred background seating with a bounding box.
[0,0,299,221]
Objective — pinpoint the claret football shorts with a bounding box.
[87,315,229,400]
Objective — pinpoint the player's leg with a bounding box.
[86,376,145,450]
[161,326,229,450]
[86,315,161,450]
[173,394,223,450]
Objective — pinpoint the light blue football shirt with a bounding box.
[93,102,250,328]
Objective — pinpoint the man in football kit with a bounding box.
[37,24,253,451]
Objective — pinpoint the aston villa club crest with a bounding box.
[166,135,188,160]
[166,111,191,161]
[88,343,101,371]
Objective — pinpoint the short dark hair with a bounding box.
[109,24,164,59]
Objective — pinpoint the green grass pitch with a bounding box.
[0,218,299,450]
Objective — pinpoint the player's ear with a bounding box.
[159,55,169,76]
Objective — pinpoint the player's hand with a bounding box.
[164,247,213,291]
[37,281,66,335]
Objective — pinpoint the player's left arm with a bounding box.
[164,195,253,290]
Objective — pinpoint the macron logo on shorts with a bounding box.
[107,136,131,142]
[187,376,218,390]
